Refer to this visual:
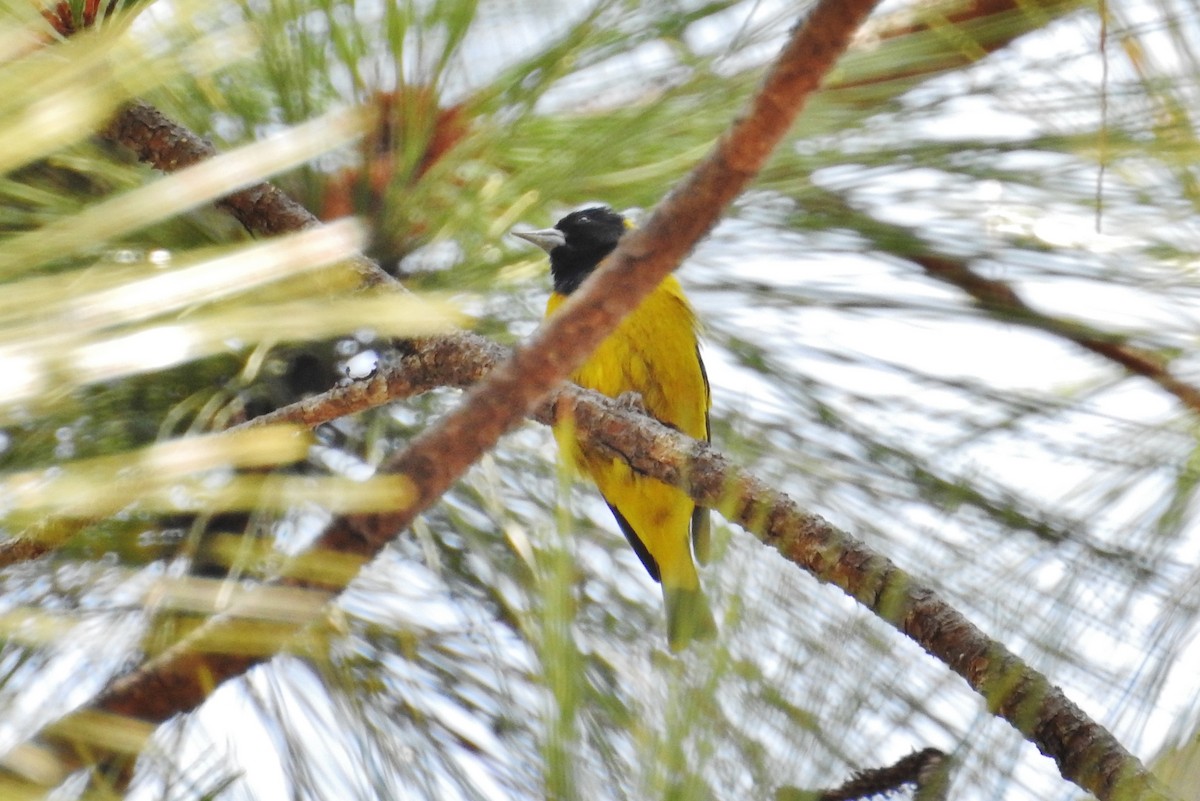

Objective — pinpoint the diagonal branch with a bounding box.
[102,100,396,289]
[830,190,1200,416]
[912,250,1200,414]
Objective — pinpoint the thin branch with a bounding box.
[101,100,395,289]
[912,251,1200,413]
[236,332,508,431]
[0,536,52,567]
[773,747,949,801]
[815,188,1200,416]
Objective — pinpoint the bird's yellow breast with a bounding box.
[546,275,708,442]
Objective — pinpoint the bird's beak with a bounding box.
[512,227,566,254]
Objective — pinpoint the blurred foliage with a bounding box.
[2,0,1200,799]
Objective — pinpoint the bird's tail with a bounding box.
[663,586,717,650]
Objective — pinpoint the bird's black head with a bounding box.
[532,207,629,296]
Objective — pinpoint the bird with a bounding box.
[514,206,717,649]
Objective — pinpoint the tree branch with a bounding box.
[815,188,1200,416]
[101,100,396,289]
[913,251,1200,414]
[774,747,949,801]
[844,191,1200,412]
[236,332,508,431]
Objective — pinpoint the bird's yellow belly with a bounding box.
[548,277,707,589]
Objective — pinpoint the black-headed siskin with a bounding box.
[515,207,716,649]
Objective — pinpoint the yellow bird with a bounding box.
[515,207,717,649]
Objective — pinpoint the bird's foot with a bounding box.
[615,390,649,416]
